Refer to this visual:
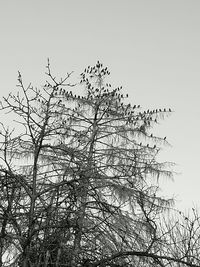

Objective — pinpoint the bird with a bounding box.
[164,137,166,140]
[153,145,156,149]
[169,108,172,112]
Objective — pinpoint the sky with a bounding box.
[0,0,200,211]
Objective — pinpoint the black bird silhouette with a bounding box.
[164,137,166,140]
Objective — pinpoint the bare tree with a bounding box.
[0,61,199,267]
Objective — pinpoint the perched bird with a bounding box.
[169,108,172,112]
[164,136,166,140]
[153,145,156,149]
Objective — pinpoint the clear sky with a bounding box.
[0,0,200,211]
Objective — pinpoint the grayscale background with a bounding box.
[0,0,199,211]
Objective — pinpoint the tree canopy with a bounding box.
[0,61,200,267]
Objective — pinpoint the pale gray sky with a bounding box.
[0,0,200,211]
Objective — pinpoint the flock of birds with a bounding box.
[40,61,171,151]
